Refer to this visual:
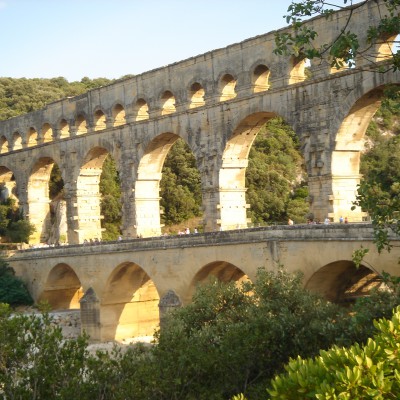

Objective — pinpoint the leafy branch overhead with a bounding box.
[274,0,400,71]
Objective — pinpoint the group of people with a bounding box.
[178,227,198,235]
[288,216,350,225]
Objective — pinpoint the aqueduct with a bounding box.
[1,1,400,341]
[0,1,398,244]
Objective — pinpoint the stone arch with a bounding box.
[0,166,17,204]
[135,132,187,237]
[72,146,112,243]
[0,136,8,153]
[93,109,107,131]
[41,123,53,143]
[75,113,88,135]
[112,103,126,127]
[27,156,61,243]
[252,64,270,93]
[133,98,149,121]
[329,86,387,222]
[305,260,384,305]
[161,91,176,115]
[58,118,70,139]
[187,261,249,303]
[219,73,237,101]
[12,132,22,151]
[189,82,205,108]
[38,263,83,309]
[289,57,307,84]
[101,261,160,341]
[372,32,400,63]
[27,127,38,147]
[218,111,277,230]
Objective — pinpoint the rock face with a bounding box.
[49,310,81,338]
[48,199,68,245]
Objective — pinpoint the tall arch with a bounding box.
[73,147,110,243]
[186,261,249,304]
[27,157,59,243]
[328,87,386,222]
[135,133,183,237]
[218,112,276,230]
[305,261,384,304]
[101,262,159,341]
[38,263,83,309]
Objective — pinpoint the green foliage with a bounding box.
[100,155,122,241]
[0,258,33,306]
[246,118,308,224]
[160,138,202,225]
[49,163,64,200]
[274,1,400,72]
[0,77,113,121]
[268,306,400,399]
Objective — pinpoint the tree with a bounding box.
[274,0,400,72]
[268,305,400,399]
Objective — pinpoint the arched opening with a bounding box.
[135,133,182,237]
[28,157,62,244]
[328,87,385,222]
[38,263,83,309]
[305,261,384,305]
[101,262,160,341]
[289,57,307,84]
[219,74,237,101]
[0,136,8,153]
[373,33,400,63]
[27,127,38,147]
[187,261,249,302]
[59,119,70,139]
[134,98,149,121]
[189,82,205,108]
[218,112,275,231]
[112,104,126,127]
[252,64,270,92]
[161,91,176,115]
[94,109,107,131]
[12,132,22,151]
[73,147,114,243]
[0,166,17,205]
[42,123,53,143]
[75,114,88,135]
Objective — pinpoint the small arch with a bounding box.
[187,261,249,302]
[59,119,70,139]
[219,74,237,101]
[306,261,384,305]
[289,57,307,84]
[75,114,88,135]
[0,166,17,204]
[134,98,149,121]
[42,123,53,143]
[0,136,8,153]
[161,91,176,115]
[27,127,38,147]
[252,65,270,92]
[112,104,126,127]
[94,109,107,131]
[373,33,400,63]
[101,262,160,341]
[189,82,205,108]
[12,132,22,151]
[38,263,83,309]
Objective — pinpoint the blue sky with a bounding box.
[0,0,357,82]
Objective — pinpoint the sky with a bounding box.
[0,0,358,82]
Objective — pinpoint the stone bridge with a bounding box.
[6,224,400,342]
[0,0,398,244]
